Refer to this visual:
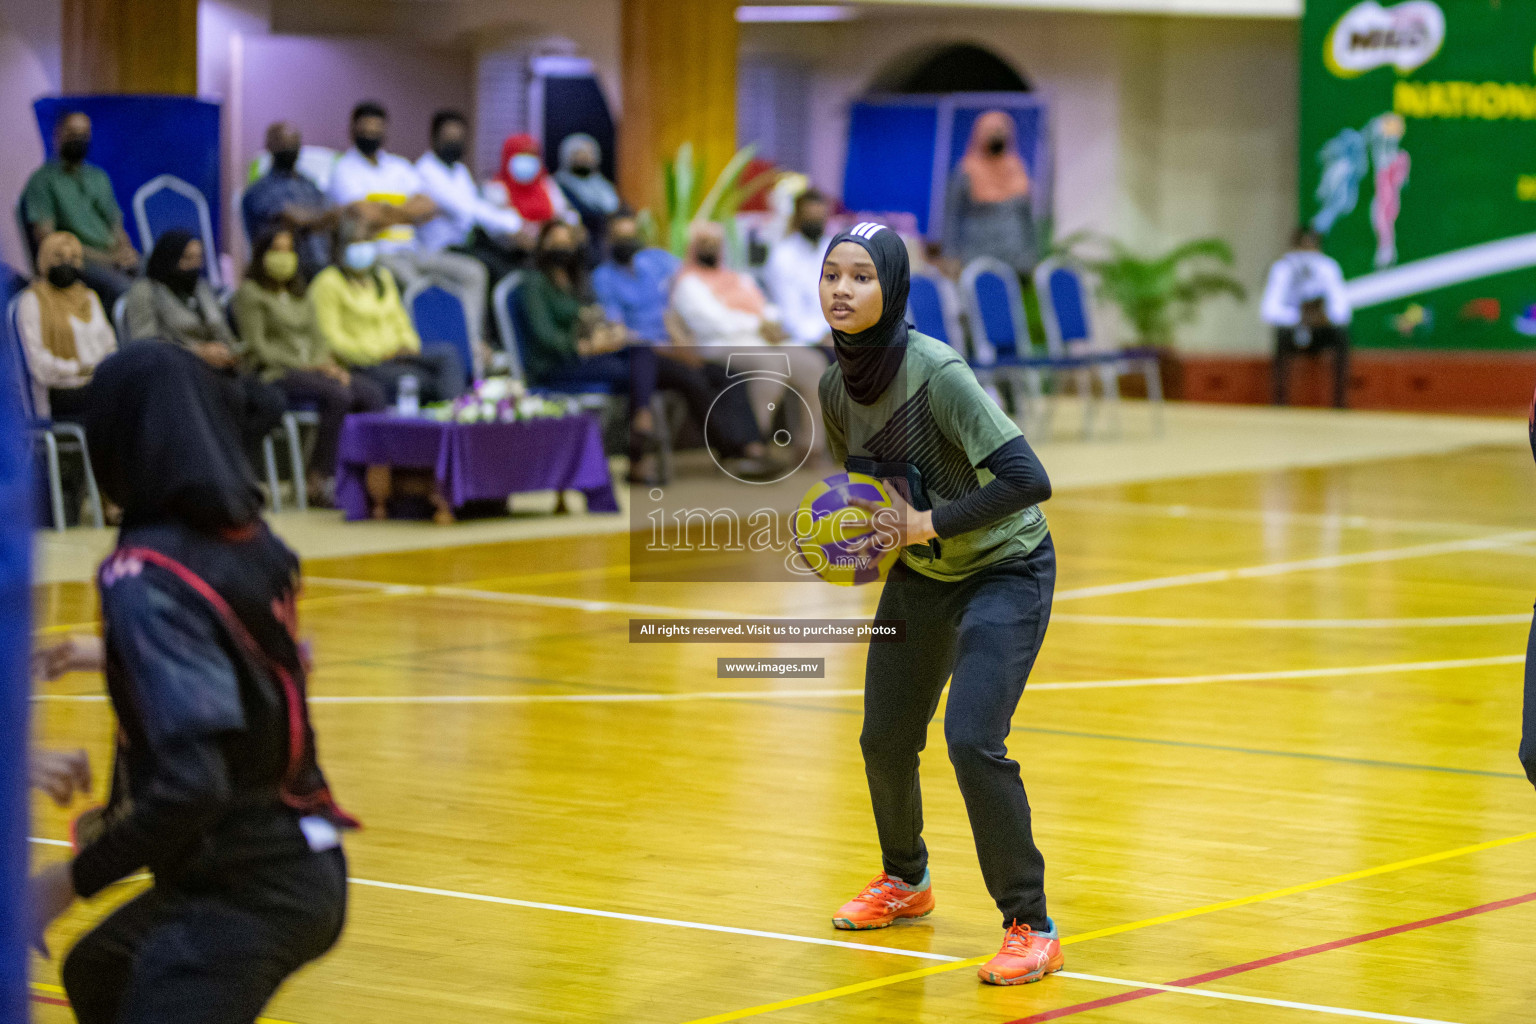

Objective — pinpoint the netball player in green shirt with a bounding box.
[819,223,1061,985]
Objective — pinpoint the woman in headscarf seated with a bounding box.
[236,227,387,506]
[942,110,1037,278]
[485,134,580,236]
[669,220,826,466]
[27,342,354,1024]
[517,220,771,482]
[14,230,117,421]
[123,229,286,465]
[553,133,623,245]
[309,215,466,404]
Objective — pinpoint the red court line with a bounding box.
[30,993,70,1007]
[1009,889,1536,1023]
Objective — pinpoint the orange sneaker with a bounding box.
[978,918,1063,985]
[832,870,935,930]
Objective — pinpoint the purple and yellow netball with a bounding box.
[793,473,901,586]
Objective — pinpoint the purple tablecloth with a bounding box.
[335,412,619,521]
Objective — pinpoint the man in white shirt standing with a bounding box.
[763,188,834,350]
[328,101,489,354]
[1261,228,1352,408]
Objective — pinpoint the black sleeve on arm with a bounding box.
[72,573,245,898]
[930,434,1051,540]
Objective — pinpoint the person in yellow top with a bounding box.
[309,216,466,403]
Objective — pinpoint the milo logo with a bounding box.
[1327,0,1445,78]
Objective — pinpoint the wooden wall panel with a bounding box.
[619,0,738,215]
[62,0,198,96]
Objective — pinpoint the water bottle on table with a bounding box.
[396,374,420,417]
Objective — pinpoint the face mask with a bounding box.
[799,221,826,242]
[168,267,201,294]
[354,134,383,158]
[343,241,378,271]
[985,136,1007,156]
[610,238,642,265]
[46,264,80,289]
[694,249,721,269]
[264,250,299,282]
[59,138,89,163]
[271,147,300,173]
[510,154,542,184]
[569,164,594,178]
[434,141,465,165]
[538,246,578,271]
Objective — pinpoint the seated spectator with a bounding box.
[310,216,466,404]
[487,135,578,232]
[21,111,140,307]
[763,188,834,348]
[415,109,529,340]
[519,221,767,481]
[327,101,489,352]
[554,133,622,245]
[671,221,824,462]
[14,231,117,421]
[124,230,286,463]
[592,214,680,344]
[1261,227,1352,409]
[236,228,387,506]
[242,122,339,280]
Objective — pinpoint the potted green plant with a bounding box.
[1052,234,1247,398]
[657,142,779,262]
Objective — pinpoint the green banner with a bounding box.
[1301,0,1536,349]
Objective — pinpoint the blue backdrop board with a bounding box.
[0,264,33,1024]
[842,93,1049,238]
[530,56,616,181]
[33,95,222,253]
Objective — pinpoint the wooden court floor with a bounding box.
[27,442,1536,1024]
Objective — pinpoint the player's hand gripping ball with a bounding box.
[794,473,902,586]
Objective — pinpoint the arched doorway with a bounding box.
[870,42,1031,94]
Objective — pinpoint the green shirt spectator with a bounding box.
[516,267,586,382]
[22,160,120,252]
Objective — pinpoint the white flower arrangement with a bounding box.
[425,377,575,424]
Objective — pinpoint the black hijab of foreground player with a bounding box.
[86,342,261,531]
[826,222,911,405]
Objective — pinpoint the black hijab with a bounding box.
[85,343,262,532]
[824,222,911,405]
[145,229,200,298]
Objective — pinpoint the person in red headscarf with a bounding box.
[486,134,579,230]
[942,110,1037,277]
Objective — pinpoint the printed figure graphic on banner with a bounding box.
[1367,113,1410,269]
[1313,127,1368,235]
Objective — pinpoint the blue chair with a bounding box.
[4,294,104,530]
[404,281,478,386]
[492,270,674,483]
[132,174,221,289]
[907,272,966,352]
[957,257,1052,432]
[1034,258,1163,437]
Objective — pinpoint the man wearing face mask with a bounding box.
[22,111,141,308]
[591,214,681,344]
[328,101,490,363]
[764,188,835,349]
[242,122,340,280]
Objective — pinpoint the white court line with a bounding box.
[1059,970,1463,1024]
[306,530,1536,621]
[1045,498,1513,539]
[18,840,1472,1021]
[30,653,1526,705]
[1052,613,1531,629]
[1052,531,1536,602]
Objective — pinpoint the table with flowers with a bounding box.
[334,378,619,523]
